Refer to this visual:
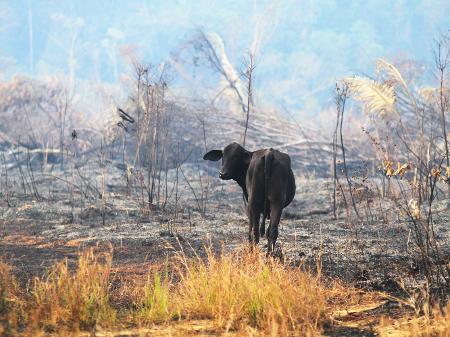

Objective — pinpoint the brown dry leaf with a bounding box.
[441,166,450,184]
[431,167,441,178]
[393,162,410,178]
[384,160,394,177]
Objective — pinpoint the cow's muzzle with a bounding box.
[219,171,231,180]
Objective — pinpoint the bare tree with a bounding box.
[192,30,247,115]
[242,52,255,147]
[434,38,450,205]
[335,83,359,218]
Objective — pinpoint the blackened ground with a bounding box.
[1,165,448,297]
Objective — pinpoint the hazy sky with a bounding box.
[0,0,448,116]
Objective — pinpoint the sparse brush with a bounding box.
[27,248,116,333]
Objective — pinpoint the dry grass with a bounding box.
[132,267,171,324]
[173,247,327,336]
[411,304,450,337]
[0,246,449,336]
[378,302,450,337]
[26,247,116,335]
[0,260,24,336]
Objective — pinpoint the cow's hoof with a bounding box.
[274,247,286,261]
[266,246,284,261]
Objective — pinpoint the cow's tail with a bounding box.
[264,149,274,220]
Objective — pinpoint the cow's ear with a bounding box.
[203,150,223,161]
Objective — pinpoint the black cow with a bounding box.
[203,142,295,253]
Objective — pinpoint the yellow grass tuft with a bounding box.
[0,260,24,336]
[28,247,116,334]
[173,247,327,336]
[133,269,171,323]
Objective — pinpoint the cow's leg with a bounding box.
[248,214,253,243]
[253,212,261,244]
[260,213,266,237]
[248,207,260,245]
[248,204,260,245]
[267,205,282,254]
[260,200,269,237]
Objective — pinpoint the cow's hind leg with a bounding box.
[248,206,260,245]
[260,213,266,237]
[267,205,282,254]
[260,199,269,237]
[254,212,261,244]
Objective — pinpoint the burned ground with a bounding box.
[1,160,448,291]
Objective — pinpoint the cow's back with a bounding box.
[246,148,295,211]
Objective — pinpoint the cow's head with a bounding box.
[203,142,251,181]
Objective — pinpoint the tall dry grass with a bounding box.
[0,247,331,336]
[132,268,171,324]
[2,245,448,336]
[173,247,327,336]
[26,248,116,334]
[0,260,24,336]
[406,304,450,337]
[379,302,450,336]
